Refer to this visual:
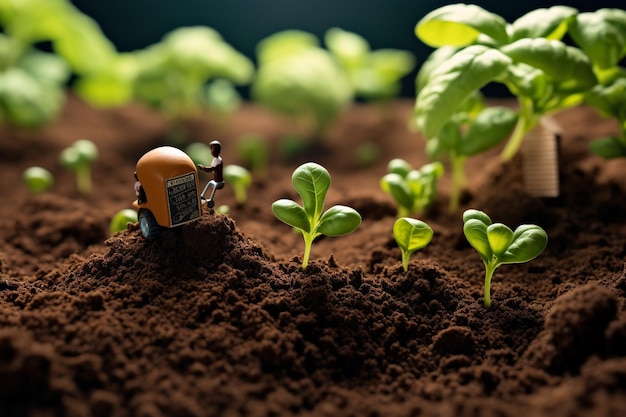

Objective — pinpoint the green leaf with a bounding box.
[380,173,414,210]
[387,159,413,177]
[487,223,514,257]
[271,199,310,233]
[393,217,433,254]
[569,10,626,69]
[463,218,492,263]
[256,30,319,64]
[316,205,361,236]
[324,27,370,71]
[500,224,548,264]
[501,38,597,91]
[459,106,518,156]
[589,137,626,159]
[291,162,330,222]
[510,6,578,41]
[415,4,509,48]
[414,45,512,139]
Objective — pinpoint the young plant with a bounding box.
[380,159,444,217]
[185,142,213,166]
[223,164,251,206]
[109,209,138,235]
[22,166,54,194]
[59,139,98,195]
[463,209,548,307]
[251,30,353,141]
[0,0,116,127]
[419,82,518,212]
[393,217,433,272]
[272,162,361,269]
[567,9,626,158]
[413,5,598,161]
[324,27,416,103]
[205,78,242,127]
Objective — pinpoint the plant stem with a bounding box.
[448,154,467,213]
[401,250,409,272]
[483,262,497,308]
[301,233,315,269]
[500,97,538,162]
[77,166,92,195]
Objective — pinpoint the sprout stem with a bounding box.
[500,97,537,162]
[449,154,467,213]
[302,233,315,269]
[483,262,497,308]
[76,166,92,195]
[401,250,410,272]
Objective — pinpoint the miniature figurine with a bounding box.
[197,140,225,208]
[132,146,202,240]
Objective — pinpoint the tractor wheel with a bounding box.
[138,209,161,240]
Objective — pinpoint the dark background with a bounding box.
[70,1,625,97]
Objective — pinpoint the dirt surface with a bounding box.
[1,95,625,417]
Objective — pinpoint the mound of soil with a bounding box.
[1,95,625,417]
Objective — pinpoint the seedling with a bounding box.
[205,78,241,127]
[185,142,213,166]
[251,30,353,140]
[393,218,433,272]
[272,162,361,269]
[223,164,251,206]
[22,166,54,194]
[109,209,138,235]
[59,139,99,195]
[463,209,548,307]
[413,5,598,161]
[380,159,444,217]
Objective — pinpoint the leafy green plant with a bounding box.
[76,26,253,125]
[567,9,626,158]
[324,27,416,103]
[59,139,98,195]
[223,164,252,206]
[185,142,213,166]
[380,159,444,217]
[272,162,361,269]
[205,78,242,127]
[421,83,518,212]
[413,4,598,161]
[109,209,138,235]
[393,217,433,272]
[22,166,54,194]
[0,0,116,128]
[463,209,548,307]
[251,30,353,141]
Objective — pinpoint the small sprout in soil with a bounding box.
[237,133,269,175]
[110,208,138,235]
[22,166,54,194]
[463,209,548,308]
[59,139,99,195]
[223,164,251,206]
[272,162,361,269]
[216,204,230,215]
[393,217,433,272]
[380,159,444,217]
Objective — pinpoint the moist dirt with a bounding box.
[1,95,625,417]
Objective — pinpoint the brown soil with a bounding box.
[1,95,625,417]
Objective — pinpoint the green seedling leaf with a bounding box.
[22,166,54,194]
[272,162,361,269]
[415,3,509,48]
[59,139,98,195]
[380,160,443,217]
[317,205,361,236]
[463,209,547,307]
[589,136,626,159]
[223,164,252,205]
[237,134,269,174]
[393,217,433,272]
[185,142,213,165]
[458,106,518,156]
[109,209,138,235]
